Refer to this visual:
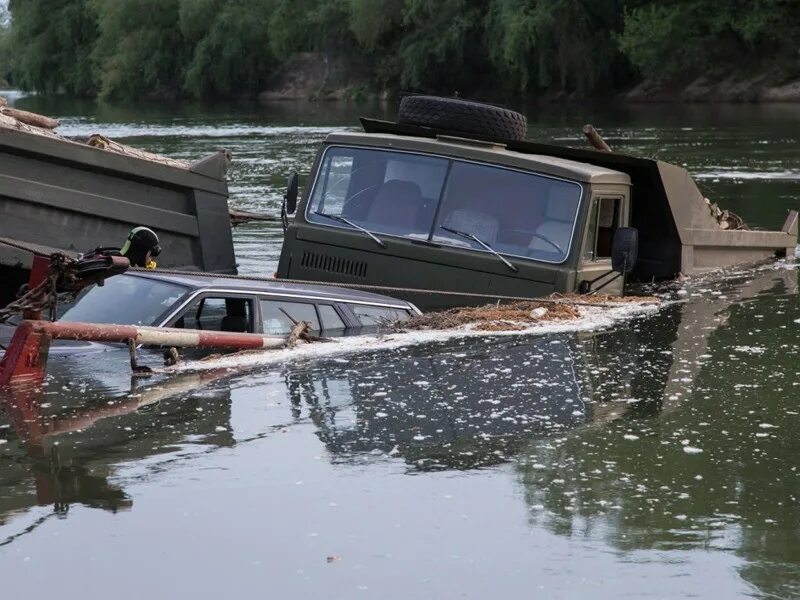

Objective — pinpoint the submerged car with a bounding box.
[276,95,797,310]
[0,270,421,354]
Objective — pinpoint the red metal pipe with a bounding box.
[0,320,289,388]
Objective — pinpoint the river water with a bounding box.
[1,94,800,599]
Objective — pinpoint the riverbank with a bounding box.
[624,71,800,103]
[255,55,800,104]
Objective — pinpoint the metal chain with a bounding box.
[0,240,78,323]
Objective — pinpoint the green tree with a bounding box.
[90,0,187,100]
[0,8,11,86]
[180,0,276,99]
[349,0,403,53]
[396,0,490,92]
[8,0,97,95]
[618,0,800,82]
[487,0,627,96]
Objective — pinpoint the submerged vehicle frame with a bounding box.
[277,115,797,310]
[0,271,422,357]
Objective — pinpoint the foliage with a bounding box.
[618,0,800,80]
[395,0,489,91]
[7,0,97,95]
[5,0,800,100]
[90,0,188,101]
[487,0,627,94]
[180,0,276,99]
[0,19,11,85]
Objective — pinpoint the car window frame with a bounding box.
[59,273,193,328]
[161,291,258,333]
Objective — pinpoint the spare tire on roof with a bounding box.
[397,95,527,142]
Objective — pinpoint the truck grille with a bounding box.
[300,252,368,278]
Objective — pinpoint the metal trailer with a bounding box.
[0,119,237,305]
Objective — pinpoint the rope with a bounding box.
[130,267,634,309]
[0,239,640,310]
[0,236,53,257]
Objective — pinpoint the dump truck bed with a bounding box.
[0,115,237,305]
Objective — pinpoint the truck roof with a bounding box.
[325,132,631,185]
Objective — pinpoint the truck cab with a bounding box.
[278,131,633,310]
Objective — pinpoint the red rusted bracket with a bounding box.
[0,320,289,390]
[0,321,52,388]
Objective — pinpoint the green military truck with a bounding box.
[277,96,797,310]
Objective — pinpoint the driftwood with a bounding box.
[583,124,612,152]
[0,107,59,129]
[229,208,281,226]
[285,320,312,347]
[705,198,749,230]
[86,134,190,169]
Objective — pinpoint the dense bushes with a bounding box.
[4,0,800,100]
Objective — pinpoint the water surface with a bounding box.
[1,95,799,599]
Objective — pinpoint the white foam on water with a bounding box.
[695,169,800,181]
[164,301,661,375]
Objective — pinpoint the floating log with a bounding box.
[583,124,613,152]
[86,133,190,169]
[0,107,59,130]
[229,208,281,226]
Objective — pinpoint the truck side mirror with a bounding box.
[612,227,638,274]
[285,172,299,214]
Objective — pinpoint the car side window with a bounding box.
[318,304,345,332]
[260,300,321,335]
[168,296,253,332]
[348,304,410,327]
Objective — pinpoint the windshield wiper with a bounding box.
[314,212,387,249]
[440,225,518,273]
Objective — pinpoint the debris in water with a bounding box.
[393,295,659,333]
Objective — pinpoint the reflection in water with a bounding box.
[517,267,800,599]
[282,309,678,471]
[0,371,235,536]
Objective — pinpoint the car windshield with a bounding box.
[60,275,188,326]
[307,146,583,263]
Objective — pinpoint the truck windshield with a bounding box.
[307,146,583,263]
[60,275,188,326]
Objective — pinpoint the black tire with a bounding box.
[397,95,527,141]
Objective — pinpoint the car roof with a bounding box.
[125,270,414,308]
[324,132,631,185]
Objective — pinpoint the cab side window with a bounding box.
[584,197,621,261]
[168,296,253,332]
